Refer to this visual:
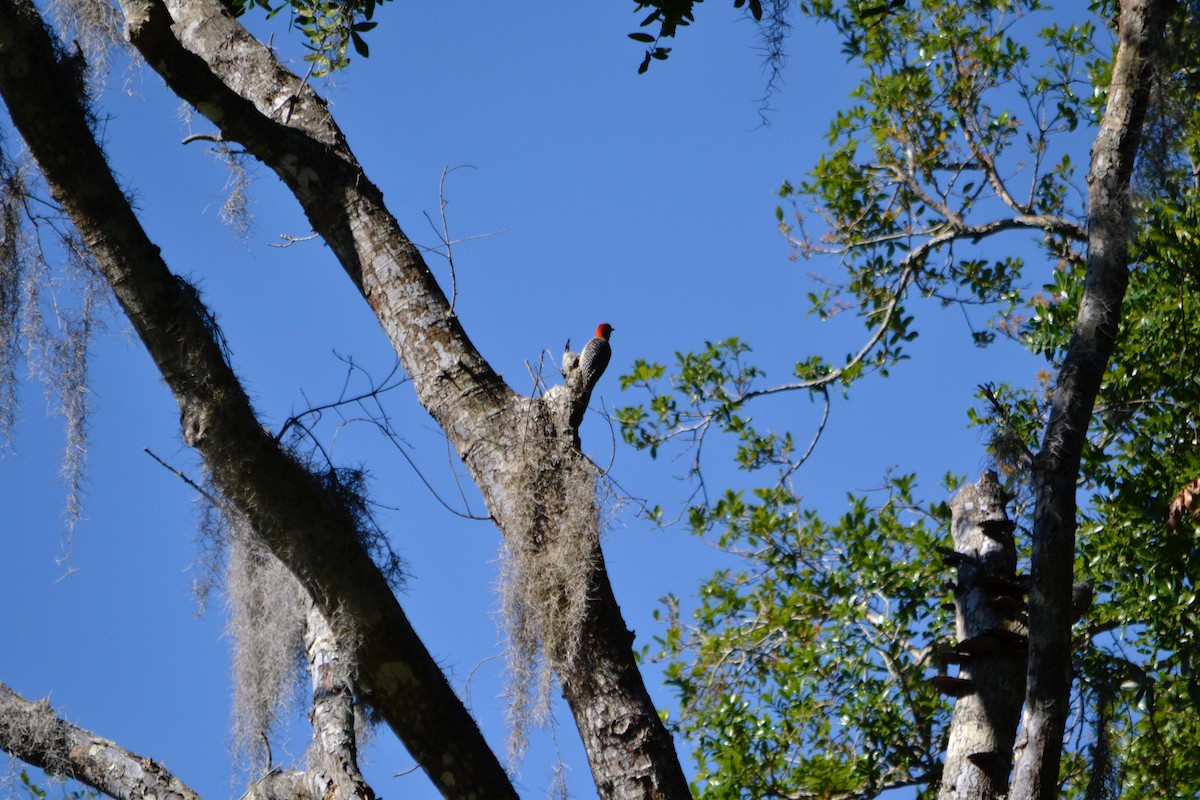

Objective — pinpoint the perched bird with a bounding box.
[569,323,614,447]
[579,323,613,398]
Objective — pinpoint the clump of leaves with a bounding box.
[231,0,389,75]
[628,0,790,82]
[650,474,955,798]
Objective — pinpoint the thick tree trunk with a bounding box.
[1008,2,1168,799]
[938,472,1025,800]
[561,542,686,800]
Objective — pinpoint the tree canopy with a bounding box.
[616,0,1199,797]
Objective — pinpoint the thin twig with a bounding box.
[181,132,223,145]
[236,765,282,800]
[438,164,467,312]
[270,232,320,248]
[143,447,222,505]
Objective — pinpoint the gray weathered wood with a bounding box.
[938,472,1025,800]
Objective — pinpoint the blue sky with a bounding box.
[0,2,1068,798]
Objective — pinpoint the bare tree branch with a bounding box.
[120,0,514,437]
[0,682,203,800]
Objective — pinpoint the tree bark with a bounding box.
[1009,2,1168,799]
[0,3,515,797]
[0,682,202,800]
[117,2,691,796]
[304,601,373,800]
[938,472,1025,800]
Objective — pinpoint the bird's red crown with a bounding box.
[595,323,614,339]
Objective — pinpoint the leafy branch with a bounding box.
[229,0,389,74]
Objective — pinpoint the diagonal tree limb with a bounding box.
[119,0,515,445]
[1009,2,1169,799]
[0,681,204,800]
[0,3,515,797]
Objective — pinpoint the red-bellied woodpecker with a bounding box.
[580,323,613,396]
[568,323,614,447]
